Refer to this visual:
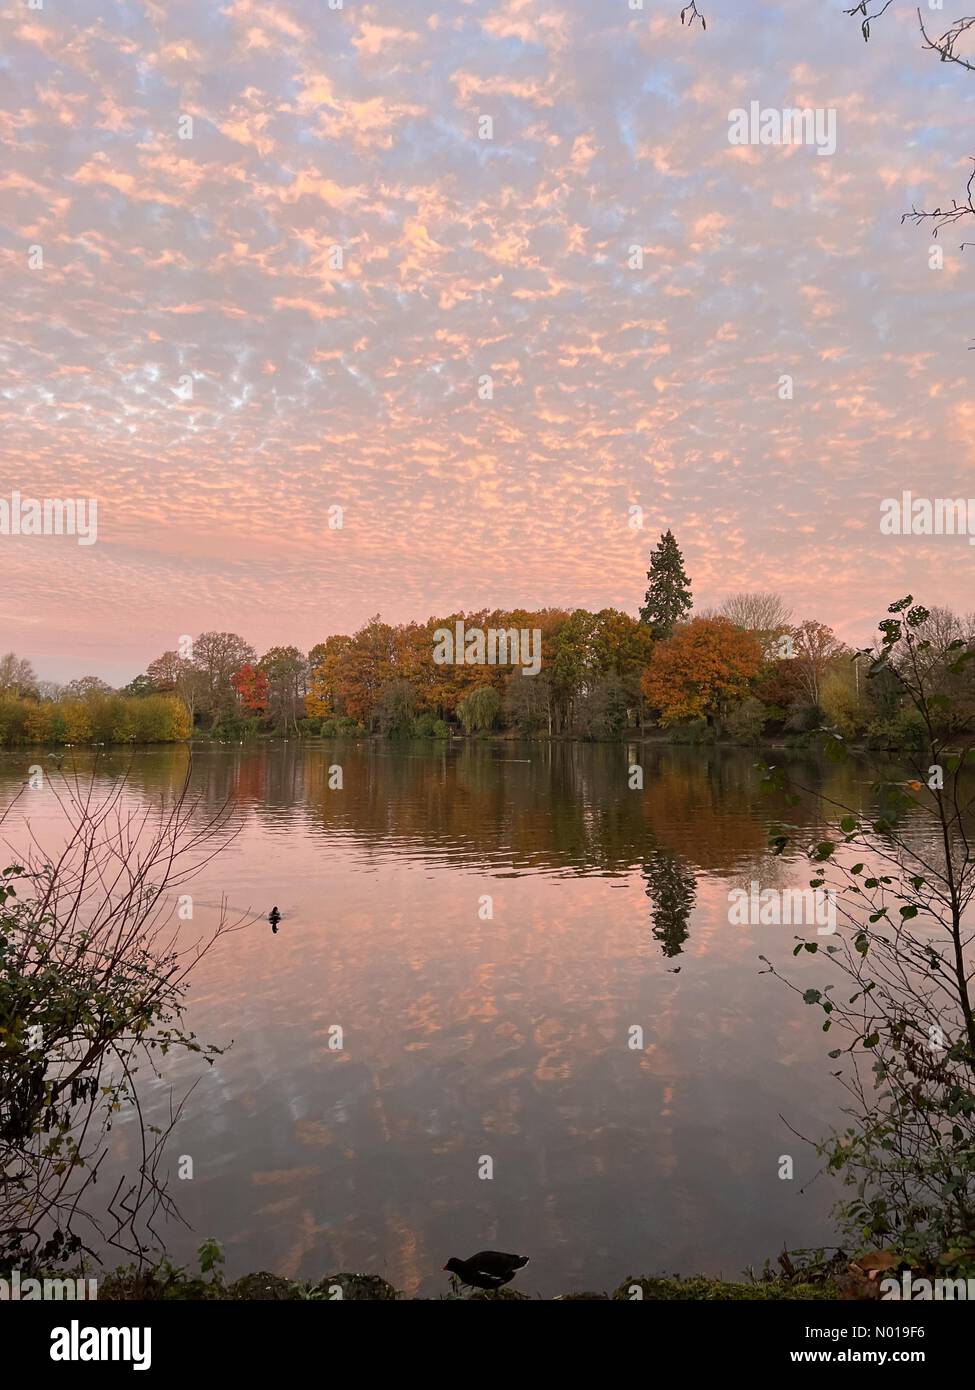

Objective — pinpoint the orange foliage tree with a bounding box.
[307,636,352,719]
[641,618,762,727]
[231,663,269,714]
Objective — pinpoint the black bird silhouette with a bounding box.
[268,906,281,934]
[443,1251,529,1292]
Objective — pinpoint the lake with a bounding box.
[0,740,916,1296]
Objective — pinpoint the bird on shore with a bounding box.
[443,1251,529,1292]
[268,905,281,933]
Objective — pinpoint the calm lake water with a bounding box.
[0,741,937,1295]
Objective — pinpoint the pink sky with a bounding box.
[1,0,973,683]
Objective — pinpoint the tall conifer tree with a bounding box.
[640,530,692,639]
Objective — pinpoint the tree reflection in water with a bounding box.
[641,849,696,959]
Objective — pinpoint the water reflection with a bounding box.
[0,742,959,1297]
[642,851,696,959]
[0,738,893,877]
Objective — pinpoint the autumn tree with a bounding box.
[590,608,654,679]
[642,617,762,728]
[503,667,549,734]
[191,632,257,732]
[146,650,191,692]
[639,530,693,640]
[142,650,201,725]
[331,616,398,724]
[420,610,509,717]
[545,609,595,733]
[791,619,847,709]
[0,653,38,699]
[755,652,814,730]
[61,676,113,700]
[257,646,308,732]
[119,674,156,698]
[231,663,269,715]
[306,636,352,720]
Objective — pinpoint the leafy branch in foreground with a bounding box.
[0,765,256,1270]
[759,597,975,1271]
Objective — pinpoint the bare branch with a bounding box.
[918,7,975,72]
[844,1,896,44]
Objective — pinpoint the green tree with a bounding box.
[456,686,501,734]
[639,530,692,639]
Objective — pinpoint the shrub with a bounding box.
[0,777,246,1269]
[865,709,927,751]
[667,719,715,745]
[724,697,769,744]
[761,597,975,1270]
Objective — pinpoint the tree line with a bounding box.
[2,532,973,747]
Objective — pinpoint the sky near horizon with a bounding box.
[1,0,974,684]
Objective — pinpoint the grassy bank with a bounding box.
[51,1244,850,1300]
[93,1270,843,1301]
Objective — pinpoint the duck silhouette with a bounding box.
[268,906,281,934]
[443,1251,529,1292]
